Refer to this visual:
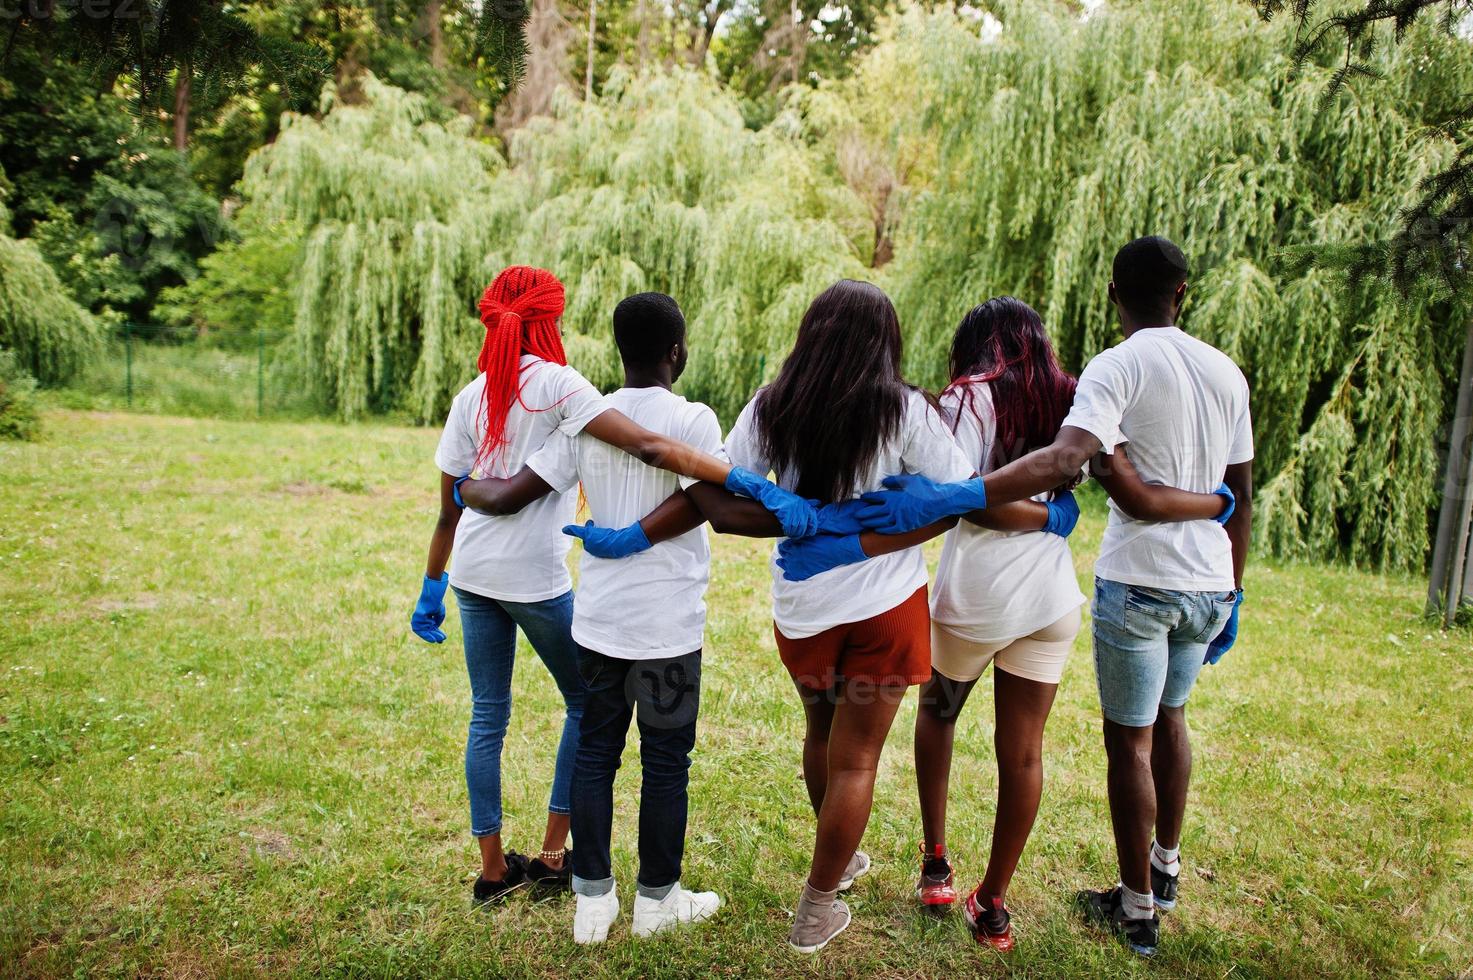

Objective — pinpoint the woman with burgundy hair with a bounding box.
[411,266,815,907]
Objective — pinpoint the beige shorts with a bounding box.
[931,605,1082,685]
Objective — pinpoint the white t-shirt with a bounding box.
[527,386,725,660]
[434,356,609,602]
[931,382,1087,644]
[724,388,975,639]
[1061,327,1253,592]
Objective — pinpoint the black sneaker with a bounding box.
[1151,861,1179,913]
[472,852,529,906]
[1075,886,1159,957]
[527,850,573,899]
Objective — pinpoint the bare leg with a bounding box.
[1151,705,1191,851]
[978,668,1057,900]
[478,834,508,881]
[539,813,570,869]
[807,680,907,891]
[1103,718,1156,895]
[794,679,839,816]
[914,670,977,852]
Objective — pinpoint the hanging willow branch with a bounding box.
[244,70,869,425]
[846,1,1470,570]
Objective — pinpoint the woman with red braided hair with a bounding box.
[412,266,816,907]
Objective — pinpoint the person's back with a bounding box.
[535,385,720,658]
[1077,326,1251,593]
[524,291,725,945]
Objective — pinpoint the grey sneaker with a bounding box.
[837,850,870,892]
[788,882,851,953]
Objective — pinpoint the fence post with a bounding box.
[124,321,133,408]
[257,328,265,416]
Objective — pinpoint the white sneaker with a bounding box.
[631,882,722,937]
[573,888,620,945]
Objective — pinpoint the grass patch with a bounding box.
[0,410,1469,977]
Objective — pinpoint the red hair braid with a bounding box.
[472,265,569,473]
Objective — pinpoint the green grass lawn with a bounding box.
[1,411,1469,978]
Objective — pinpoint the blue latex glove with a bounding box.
[776,533,868,582]
[1042,491,1080,538]
[1204,589,1243,665]
[816,498,868,536]
[856,473,988,534]
[562,520,653,559]
[453,475,471,509]
[1213,481,1236,525]
[411,572,450,643]
[725,467,820,539]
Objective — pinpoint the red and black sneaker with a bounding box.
[963,888,1015,952]
[915,844,958,910]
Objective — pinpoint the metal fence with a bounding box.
[94,324,305,419]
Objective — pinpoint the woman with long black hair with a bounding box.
[718,280,980,951]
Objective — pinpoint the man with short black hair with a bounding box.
[464,291,725,943]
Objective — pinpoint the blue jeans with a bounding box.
[453,587,586,837]
[1091,578,1235,728]
[571,646,702,899]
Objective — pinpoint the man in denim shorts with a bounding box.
[1058,237,1253,954]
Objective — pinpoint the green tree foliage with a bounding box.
[0,194,103,386]
[0,350,42,441]
[493,69,871,418]
[0,46,230,323]
[1253,0,1473,299]
[153,220,303,349]
[239,70,870,422]
[837,1,1470,570]
[242,76,508,419]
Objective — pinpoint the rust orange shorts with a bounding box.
[774,586,932,691]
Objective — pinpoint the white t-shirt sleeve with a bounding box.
[902,392,976,483]
[722,397,770,475]
[524,430,580,493]
[542,363,609,436]
[679,405,727,490]
[1061,348,1131,454]
[434,389,478,477]
[1227,377,1255,465]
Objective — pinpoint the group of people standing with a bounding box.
[410,235,1253,959]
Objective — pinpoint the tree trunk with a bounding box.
[1429,317,1473,623]
[585,0,597,100]
[172,65,191,151]
[425,0,445,69]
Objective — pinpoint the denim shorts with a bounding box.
[1090,577,1236,728]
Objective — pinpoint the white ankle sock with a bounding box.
[1120,883,1155,920]
[1151,840,1181,875]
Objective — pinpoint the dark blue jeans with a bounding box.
[453,586,585,837]
[570,646,702,899]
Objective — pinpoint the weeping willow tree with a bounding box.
[243,76,513,420]
[249,69,869,422]
[489,69,872,418]
[0,195,102,385]
[847,1,1473,571]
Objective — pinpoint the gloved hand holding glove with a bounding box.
[856,473,988,535]
[1042,491,1080,538]
[776,533,868,582]
[725,467,820,539]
